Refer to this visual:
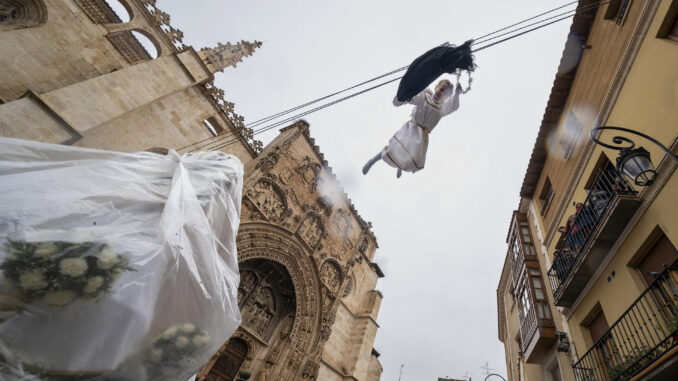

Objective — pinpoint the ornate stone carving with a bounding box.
[342,276,353,298]
[319,260,342,293]
[242,199,266,222]
[256,146,281,173]
[246,178,291,224]
[296,156,322,191]
[359,237,369,255]
[297,214,324,250]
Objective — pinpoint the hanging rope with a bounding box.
[183,0,609,153]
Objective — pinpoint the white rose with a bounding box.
[175,336,190,350]
[97,248,119,270]
[6,247,20,261]
[84,276,105,294]
[19,271,48,290]
[150,348,163,363]
[162,326,178,339]
[43,290,76,306]
[192,334,209,348]
[180,323,196,334]
[34,243,59,258]
[59,257,88,277]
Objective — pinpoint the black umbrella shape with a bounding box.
[396,40,475,103]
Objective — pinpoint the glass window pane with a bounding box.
[536,289,544,299]
[544,304,551,319]
[533,277,542,288]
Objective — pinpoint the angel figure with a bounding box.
[362,80,463,178]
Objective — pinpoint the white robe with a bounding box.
[381,88,460,173]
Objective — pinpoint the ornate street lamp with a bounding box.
[590,126,678,187]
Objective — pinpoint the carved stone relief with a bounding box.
[332,209,353,242]
[319,260,342,293]
[297,214,324,250]
[296,156,322,191]
[246,178,290,223]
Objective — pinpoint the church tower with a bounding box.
[198,40,263,73]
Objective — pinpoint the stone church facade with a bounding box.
[0,1,384,380]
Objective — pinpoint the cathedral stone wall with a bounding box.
[0,1,382,379]
[0,0,130,102]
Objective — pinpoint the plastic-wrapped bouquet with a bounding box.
[0,137,243,380]
[1,240,132,307]
[147,323,211,369]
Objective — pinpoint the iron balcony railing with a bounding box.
[572,266,678,381]
[547,168,635,297]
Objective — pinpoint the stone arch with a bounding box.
[102,0,132,23]
[0,0,47,31]
[130,29,160,58]
[237,222,325,378]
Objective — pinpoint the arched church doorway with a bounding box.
[204,258,297,380]
[205,338,248,381]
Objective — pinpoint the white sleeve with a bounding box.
[441,91,460,116]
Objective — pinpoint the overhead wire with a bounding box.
[177,0,587,153]
[186,0,609,153]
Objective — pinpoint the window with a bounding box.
[561,112,582,160]
[203,116,224,136]
[539,178,555,216]
[587,309,610,345]
[604,0,632,24]
[528,267,551,320]
[658,0,678,41]
[637,234,678,285]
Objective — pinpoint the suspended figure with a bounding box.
[362,40,474,178]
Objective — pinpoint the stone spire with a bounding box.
[198,40,262,73]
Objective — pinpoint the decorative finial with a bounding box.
[198,40,262,73]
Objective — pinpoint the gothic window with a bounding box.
[0,0,47,31]
[107,29,160,63]
[203,116,224,136]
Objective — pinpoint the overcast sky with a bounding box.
[152,0,575,379]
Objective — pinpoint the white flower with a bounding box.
[180,323,196,334]
[175,336,190,350]
[162,326,178,339]
[35,243,59,258]
[97,248,119,270]
[150,348,163,363]
[84,276,104,294]
[19,271,48,290]
[192,334,209,348]
[5,247,20,261]
[43,290,76,306]
[59,257,88,277]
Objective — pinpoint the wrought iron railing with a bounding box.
[572,266,678,381]
[547,167,635,297]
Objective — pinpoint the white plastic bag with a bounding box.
[0,138,243,380]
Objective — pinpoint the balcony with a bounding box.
[572,267,678,381]
[547,168,641,307]
[520,301,556,363]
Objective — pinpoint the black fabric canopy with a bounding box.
[396,40,475,103]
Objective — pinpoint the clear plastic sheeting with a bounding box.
[0,138,243,381]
